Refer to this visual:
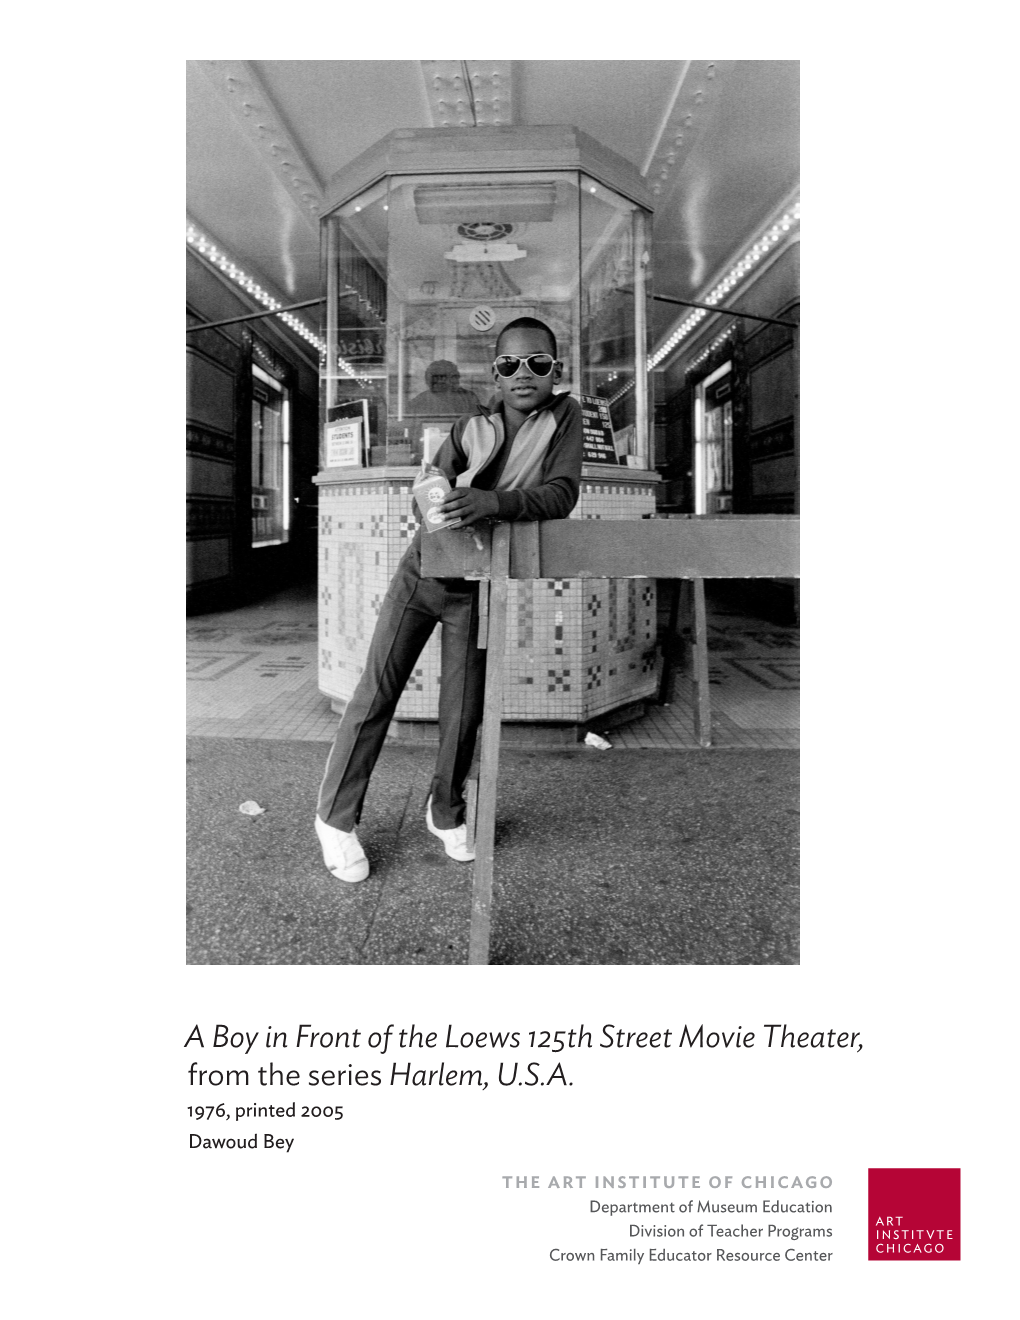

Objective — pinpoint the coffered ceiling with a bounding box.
[186,60,798,356]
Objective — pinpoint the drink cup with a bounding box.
[413,468,452,533]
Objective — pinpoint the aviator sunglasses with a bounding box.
[493,353,557,378]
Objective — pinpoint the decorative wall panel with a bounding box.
[187,538,231,585]
[186,349,235,433]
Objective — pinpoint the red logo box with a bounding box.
[868,1168,960,1260]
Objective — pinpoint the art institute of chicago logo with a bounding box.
[868,1168,960,1260]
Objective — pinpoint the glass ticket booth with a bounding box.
[315,127,662,737]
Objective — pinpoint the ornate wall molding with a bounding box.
[641,60,728,201]
[196,60,324,232]
[648,194,800,372]
[420,61,513,126]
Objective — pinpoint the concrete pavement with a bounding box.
[187,738,798,965]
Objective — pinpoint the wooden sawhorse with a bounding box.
[421,515,799,965]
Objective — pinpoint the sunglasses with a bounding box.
[493,354,557,379]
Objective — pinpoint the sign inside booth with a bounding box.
[579,393,620,464]
[325,420,363,468]
[325,398,372,467]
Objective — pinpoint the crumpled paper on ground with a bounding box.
[584,732,612,751]
[238,800,266,816]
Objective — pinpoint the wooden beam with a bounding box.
[537,516,798,580]
[417,512,800,965]
[468,524,512,965]
[421,515,799,583]
[476,576,490,650]
[691,578,711,747]
[510,521,541,579]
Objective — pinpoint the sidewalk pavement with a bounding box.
[187,737,798,966]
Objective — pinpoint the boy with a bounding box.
[315,317,584,881]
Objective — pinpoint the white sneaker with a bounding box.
[426,797,475,862]
[314,816,370,882]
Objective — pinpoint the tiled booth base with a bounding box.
[314,465,660,740]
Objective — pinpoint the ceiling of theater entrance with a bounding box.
[186,60,798,348]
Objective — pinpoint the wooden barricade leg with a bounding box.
[467,524,511,965]
[465,774,478,853]
[692,576,712,748]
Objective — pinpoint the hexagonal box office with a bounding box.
[315,126,661,738]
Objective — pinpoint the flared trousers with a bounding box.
[316,535,486,832]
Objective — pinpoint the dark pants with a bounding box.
[317,535,486,832]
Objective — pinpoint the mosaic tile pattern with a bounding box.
[499,574,658,720]
[576,479,657,520]
[187,582,798,749]
[187,590,336,741]
[188,473,798,748]
[316,480,421,714]
[315,472,659,724]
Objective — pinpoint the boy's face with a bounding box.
[492,327,561,417]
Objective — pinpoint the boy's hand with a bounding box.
[441,487,499,527]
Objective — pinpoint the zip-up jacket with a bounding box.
[433,391,584,522]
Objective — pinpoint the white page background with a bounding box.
[8,15,1012,1318]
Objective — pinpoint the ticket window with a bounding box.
[321,165,649,467]
[251,364,291,546]
[694,361,734,515]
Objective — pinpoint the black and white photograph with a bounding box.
[8,28,1014,1320]
[186,60,801,965]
